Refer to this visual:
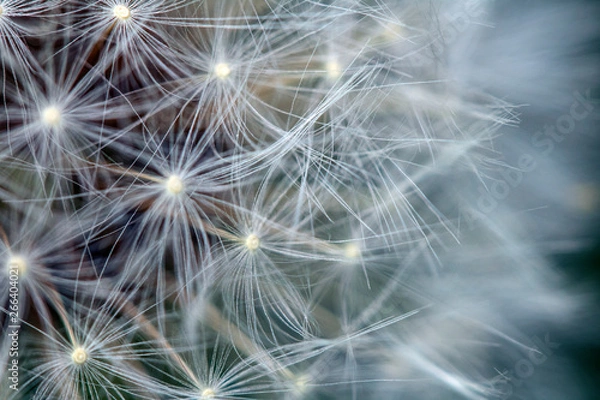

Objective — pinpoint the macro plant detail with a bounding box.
[1,1,598,399]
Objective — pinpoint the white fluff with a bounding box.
[0,1,596,399]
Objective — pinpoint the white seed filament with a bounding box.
[71,347,88,365]
[113,4,131,21]
[245,234,260,251]
[41,106,61,127]
[214,63,231,79]
[165,175,184,195]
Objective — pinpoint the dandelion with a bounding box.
[0,1,597,399]
[20,296,159,399]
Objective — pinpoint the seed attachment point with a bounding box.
[200,388,215,399]
[71,347,88,365]
[289,374,311,396]
[214,63,231,79]
[165,175,184,195]
[41,106,61,127]
[113,4,131,21]
[245,234,260,251]
[343,243,361,260]
[382,23,405,41]
[7,256,27,276]
[325,60,342,80]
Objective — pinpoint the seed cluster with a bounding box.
[0,1,591,399]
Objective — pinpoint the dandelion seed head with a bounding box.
[165,175,184,195]
[6,255,27,276]
[71,346,88,365]
[244,233,260,251]
[200,388,215,399]
[213,62,231,79]
[41,106,62,128]
[0,2,593,399]
[113,4,131,21]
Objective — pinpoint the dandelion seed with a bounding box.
[213,62,231,79]
[165,175,184,196]
[71,346,88,365]
[245,233,260,251]
[41,106,62,128]
[113,4,131,21]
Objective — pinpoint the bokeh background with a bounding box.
[480,1,600,398]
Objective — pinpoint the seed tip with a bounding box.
[113,4,131,21]
[344,242,361,260]
[71,347,88,365]
[325,60,342,80]
[7,256,27,276]
[293,374,310,394]
[165,175,184,195]
[214,63,231,79]
[382,23,405,41]
[41,106,61,127]
[245,234,260,251]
